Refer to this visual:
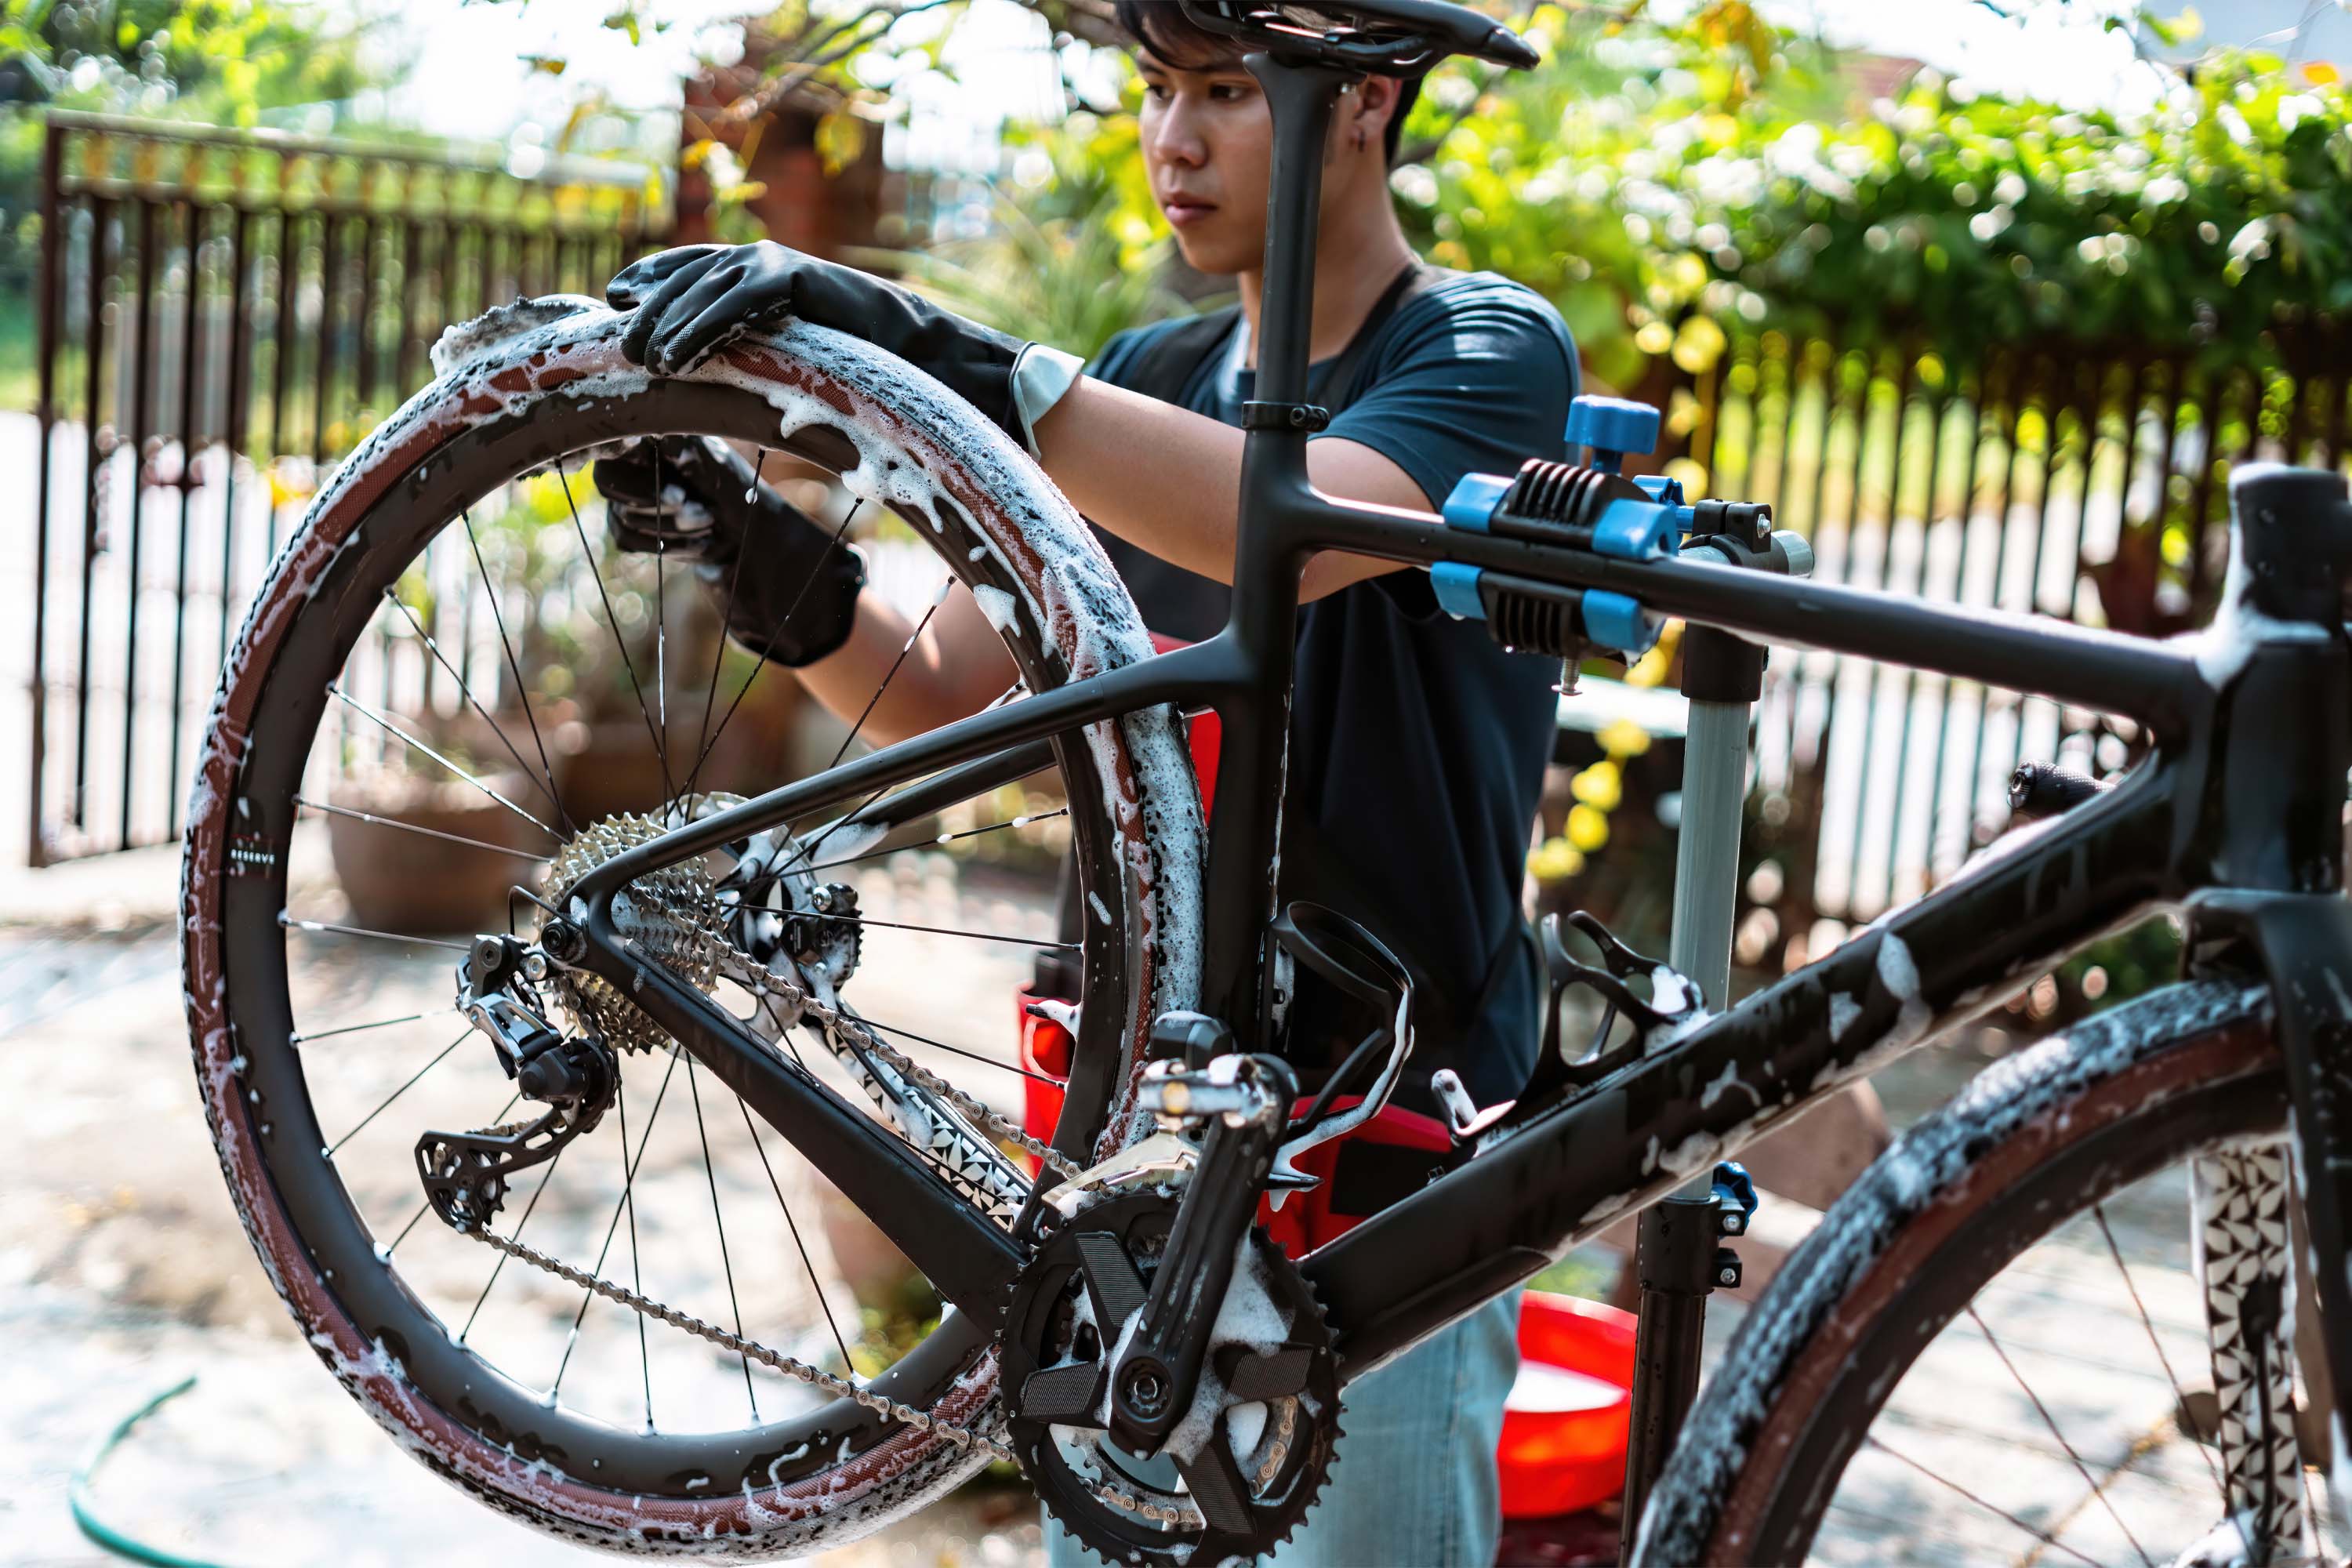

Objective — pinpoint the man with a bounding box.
[597,5,1577,1561]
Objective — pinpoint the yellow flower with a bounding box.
[1567,804,1611,852]
[1570,760,1622,811]
[1597,717,1653,759]
[1528,836,1586,882]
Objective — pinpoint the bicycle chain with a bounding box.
[797,987,1087,1188]
[456,1188,1193,1526]
[449,915,1184,1522]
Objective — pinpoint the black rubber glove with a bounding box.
[590,435,866,670]
[609,241,1036,446]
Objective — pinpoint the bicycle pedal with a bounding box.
[1140,1051,1294,1131]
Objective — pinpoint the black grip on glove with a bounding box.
[590,435,866,670]
[607,241,1028,445]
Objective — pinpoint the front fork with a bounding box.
[2188,890,2352,1559]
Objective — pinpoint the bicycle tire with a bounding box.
[180,300,1206,1554]
[1638,977,2286,1566]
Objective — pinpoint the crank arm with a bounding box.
[1105,1051,1294,1457]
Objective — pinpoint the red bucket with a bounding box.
[1499,1292,1638,1518]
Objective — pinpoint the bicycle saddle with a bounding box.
[1176,0,1541,74]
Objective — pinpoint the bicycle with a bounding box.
[180,2,2352,1563]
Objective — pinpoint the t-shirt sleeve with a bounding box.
[1083,327,1142,385]
[1315,285,1580,512]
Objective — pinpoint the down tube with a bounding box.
[1302,763,2182,1379]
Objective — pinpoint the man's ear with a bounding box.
[1354,74,1399,150]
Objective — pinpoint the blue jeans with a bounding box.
[1045,1291,1520,1568]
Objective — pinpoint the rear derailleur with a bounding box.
[415,934,617,1231]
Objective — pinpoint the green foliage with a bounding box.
[0,0,379,126]
[862,114,1194,360]
[0,1,390,305]
[1399,9,2352,385]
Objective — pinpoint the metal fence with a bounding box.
[1672,332,2352,974]
[24,111,669,865]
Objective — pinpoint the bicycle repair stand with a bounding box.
[1571,397,1813,1562]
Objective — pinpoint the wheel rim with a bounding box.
[1701,1027,2336,1566]
[188,360,1174,1517]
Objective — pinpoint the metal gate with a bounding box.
[1675,332,2352,973]
[22,111,670,866]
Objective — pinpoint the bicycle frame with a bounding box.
[561,42,2352,1428]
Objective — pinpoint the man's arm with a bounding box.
[786,380,1432,742]
[1033,376,1430,601]
[790,579,1018,749]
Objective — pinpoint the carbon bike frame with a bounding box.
[561,45,2352,1420]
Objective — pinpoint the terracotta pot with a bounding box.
[326,775,546,935]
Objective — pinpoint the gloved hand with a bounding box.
[607,241,1080,453]
[590,435,866,670]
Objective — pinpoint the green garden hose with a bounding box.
[68,1375,230,1568]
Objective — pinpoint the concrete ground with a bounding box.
[3,842,2341,1567]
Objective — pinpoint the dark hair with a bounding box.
[1112,2,1424,166]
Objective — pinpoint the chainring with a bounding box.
[1001,1189,1341,1566]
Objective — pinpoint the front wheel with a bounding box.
[1639,978,2345,1566]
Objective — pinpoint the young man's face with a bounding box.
[1136,53,1276,278]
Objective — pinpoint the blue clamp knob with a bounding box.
[1566,396,1660,474]
[1711,1160,1759,1236]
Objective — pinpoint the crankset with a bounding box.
[1002,1186,1341,1566]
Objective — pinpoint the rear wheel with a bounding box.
[1640,979,2346,1566]
[180,302,1204,1554]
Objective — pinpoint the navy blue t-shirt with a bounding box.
[1087,268,1576,1110]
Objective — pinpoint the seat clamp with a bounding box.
[1242,401,1332,434]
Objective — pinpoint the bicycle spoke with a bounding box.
[292,1007,456,1046]
[685,1054,759,1419]
[654,441,669,790]
[793,906,1077,952]
[325,684,557,839]
[734,1092,857,1377]
[456,1140,567,1342]
[325,1027,470,1156]
[551,1049,679,1404]
[684,501,863,789]
[620,1070,655,1432]
[1863,1433,2104,1568]
[2092,1202,2225,1500]
[559,459,674,805]
[460,508,575,835]
[854,1011,1065,1088]
[1968,1302,2157,1568]
[684,448,763,802]
[808,806,1070,873]
[281,913,471,952]
[295,795,552,862]
[378,587,568,825]
[826,576,951,773]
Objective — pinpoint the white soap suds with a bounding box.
[971,583,1018,632]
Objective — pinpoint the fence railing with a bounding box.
[1671,331,2352,975]
[24,111,670,865]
